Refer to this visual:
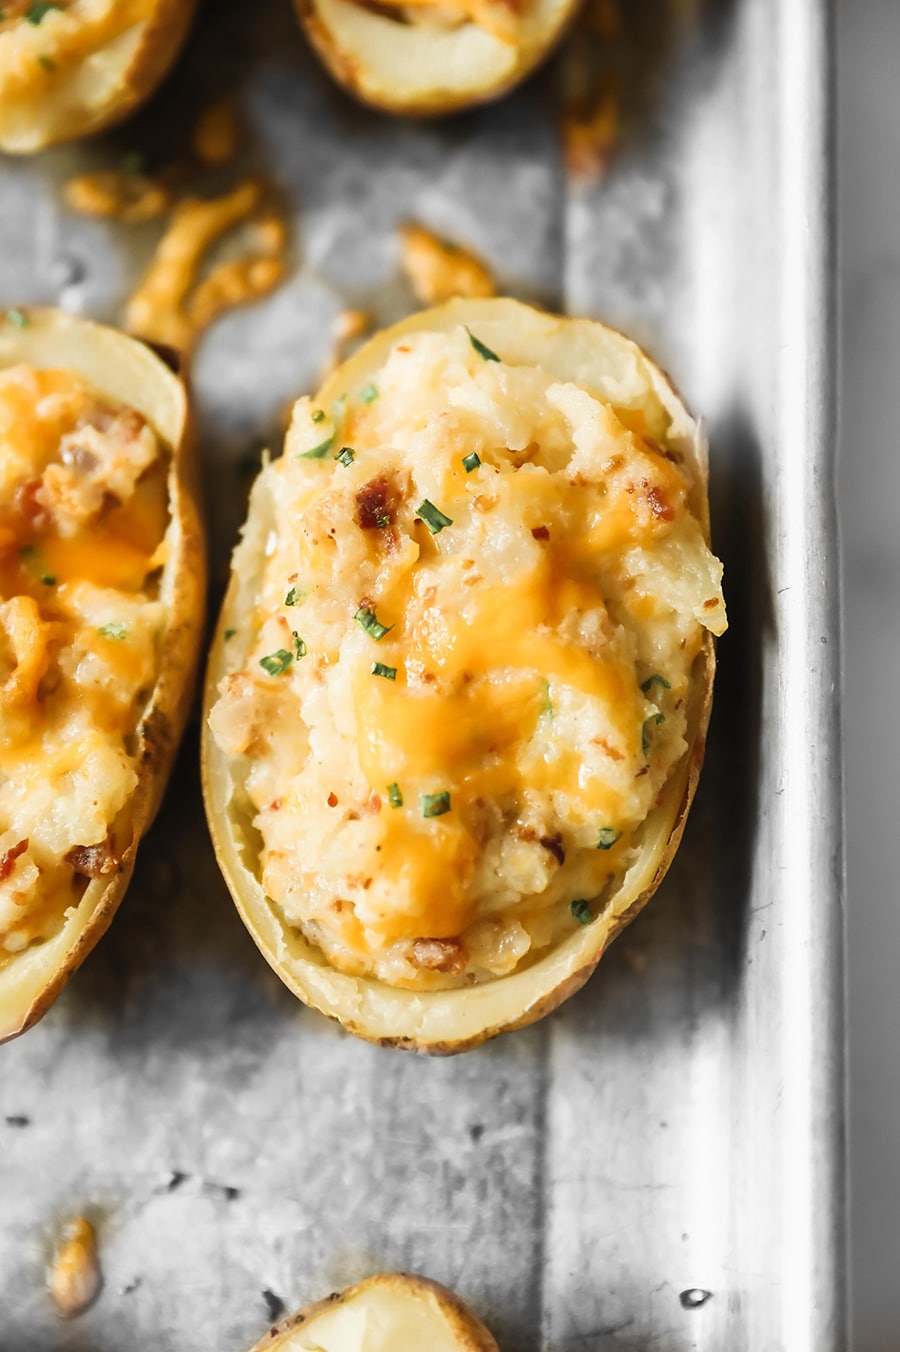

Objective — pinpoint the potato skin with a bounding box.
[249,1273,499,1352]
[203,296,719,1055]
[0,0,198,154]
[292,0,578,117]
[0,308,205,1043]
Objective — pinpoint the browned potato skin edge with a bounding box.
[0,314,206,1043]
[249,1273,500,1352]
[0,0,198,153]
[292,0,578,117]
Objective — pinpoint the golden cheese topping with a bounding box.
[209,325,726,990]
[0,364,167,960]
[0,0,153,98]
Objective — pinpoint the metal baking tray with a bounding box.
[0,0,844,1348]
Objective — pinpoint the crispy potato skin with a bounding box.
[249,1273,499,1352]
[203,296,720,1054]
[292,0,577,116]
[0,308,205,1043]
[0,0,198,154]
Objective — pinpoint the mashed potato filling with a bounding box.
[209,325,726,990]
[0,365,167,959]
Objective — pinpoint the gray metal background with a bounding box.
[0,1,844,1349]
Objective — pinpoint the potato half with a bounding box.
[293,0,578,115]
[0,307,205,1042]
[249,1274,498,1352]
[0,0,197,154]
[203,297,725,1053]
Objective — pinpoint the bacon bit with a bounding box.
[531,525,550,541]
[65,841,117,879]
[399,223,497,306]
[268,799,283,812]
[703,597,720,610]
[355,476,398,531]
[602,454,625,473]
[409,937,468,975]
[192,97,239,167]
[327,792,338,808]
[591,735,624,763]
[539,833,566,866]
[64,171,172,225]
[0,839,28,883]
[646,485,675,522]
[48,1216,101,1319]
[513,824,538,843]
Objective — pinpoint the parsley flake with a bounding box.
[260,649,293,677]
[355,605,393,641]
[597,828,621,850]
[466,327,500,362]
[421,791,451,818]
[416,499,453,534]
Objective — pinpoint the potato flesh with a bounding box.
[0,366,166,959]
[208,324,725,992]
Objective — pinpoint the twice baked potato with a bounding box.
[0,0,197,154]
[0,307,204,1042]
[203,297,726,1053]
[293,0,578,115]
[248,1274,498,1352]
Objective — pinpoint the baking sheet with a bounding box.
[0,0,844,1349]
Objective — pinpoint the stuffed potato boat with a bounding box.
[203,297,726,1053]
[0,0,197,154]
[248,1274,498,1352]
[0,307,204,1042]
[293,0,578,115]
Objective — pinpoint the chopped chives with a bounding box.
[641,712,664,757]
[26,2,61,24]
[40,574,56,586]
[355,605,393,641]
[311,408,326,424]
[371,662,396,680]
[260,649,293,676]
[641,674,671,693]
[335,446,355,467]
[388,783,403,809]
[284,586,303,607]
[421,791,451,818]
[597,828,621,850]
[298,433,334,460]
[462,451,481,473]
[359,382,379,404]
[224,628,237,641]
[6,308,27,328]
[97,622,128,640]
[291,632,307,660]
[466,328,500,362]
[571,899,594,925]
[416,499,453,534]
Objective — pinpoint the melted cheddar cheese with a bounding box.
[0,365,167,959]
[209,325,726,989]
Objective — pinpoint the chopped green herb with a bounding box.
[371,662,396,680]
[311,408,326,424]
[641,674,671,694]
[571,899,594,925]
[298,433,334,460]
[388,783,403,809]
[97,622,128,641]
[462,451,481,473]
[335,446,355,467]
[641,712,665,757]
[25,2,61,24]
[224,628,237,641]
[355,605,393,641]
[421,791,451,818]
[416,499,453,534]
[19,544,36,559]
[260,649,293,677]
[284,586,304,607]
[40,574,56,586]
[120,151,147,177]
[359,382,379,404]
[37,54,56,71]
[291,632,307,660]
[597,828,621,850]
[466,327,500,363]
[375,513,390,529]
[6,308,28,329]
